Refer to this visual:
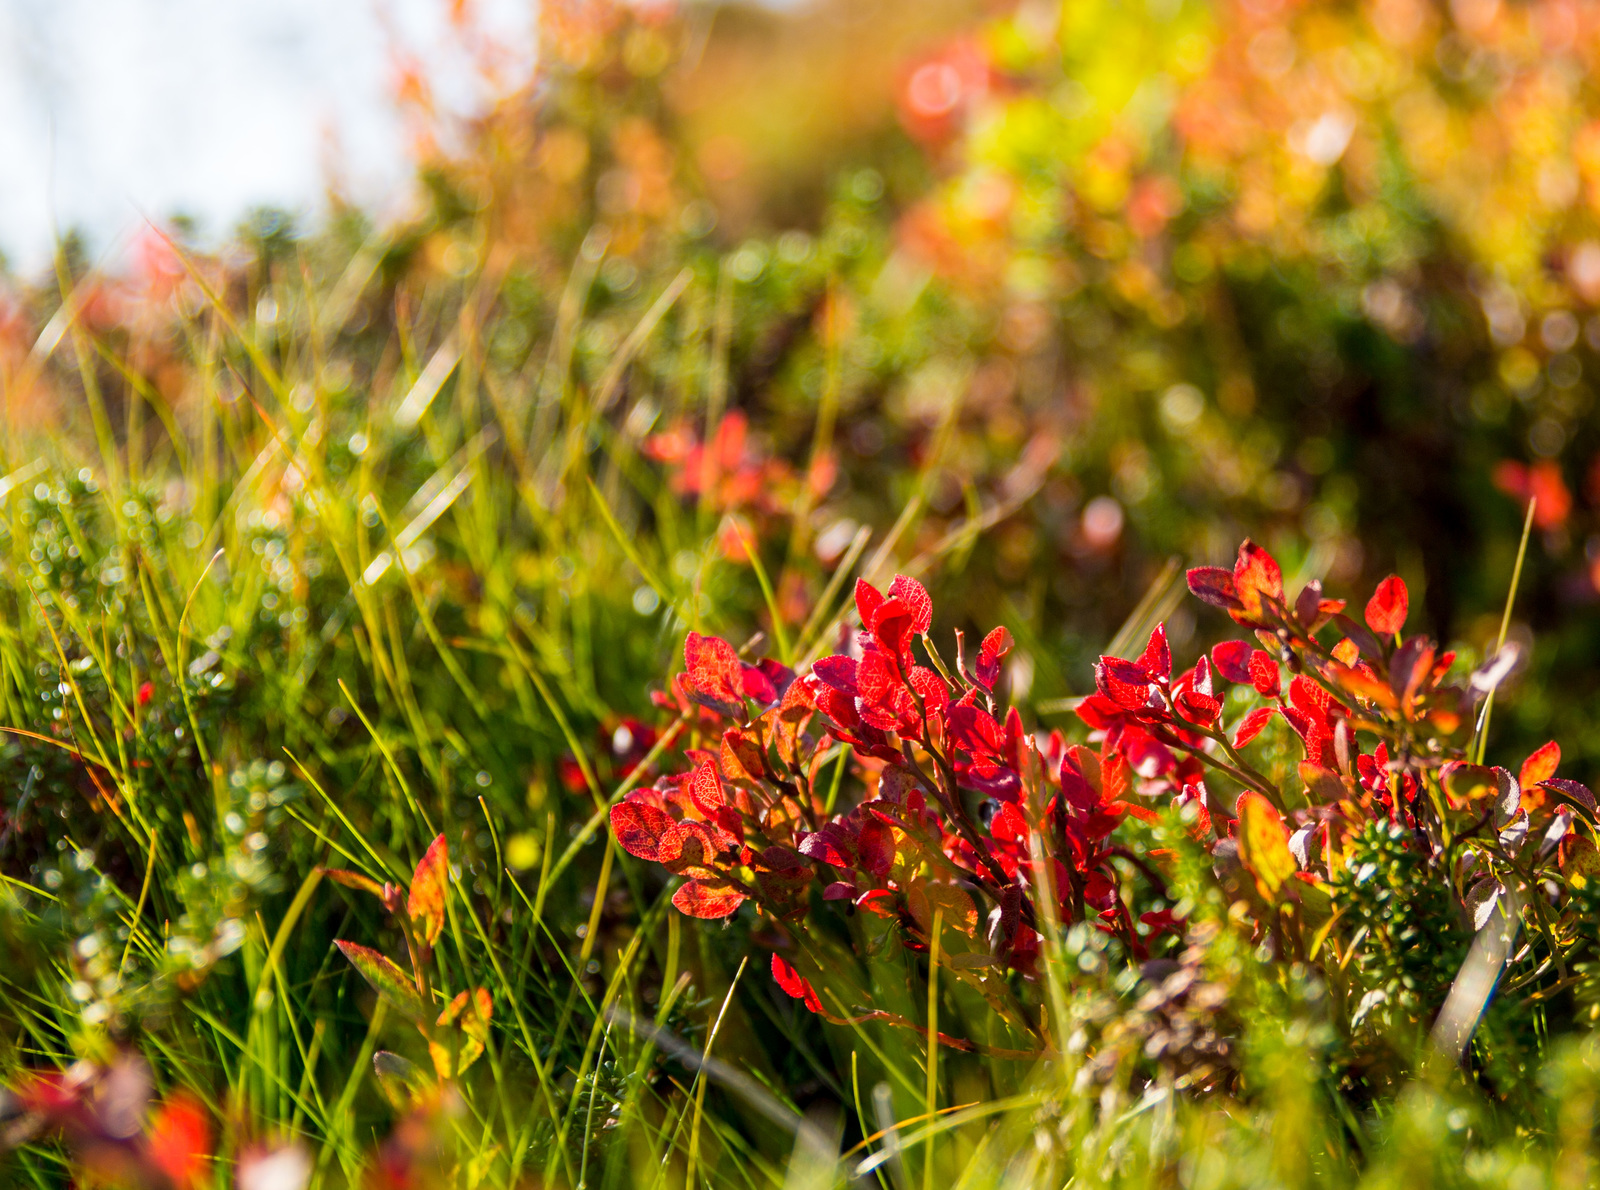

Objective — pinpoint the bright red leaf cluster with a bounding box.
[612,540,1598,1025]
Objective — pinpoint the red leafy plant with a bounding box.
[611,573,1187,1037]
[613,541,1599,1041]
[1178,539,1595,955]
[326,835,493,1085]
[643,411,836,561]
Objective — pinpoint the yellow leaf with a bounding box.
[906,881,977,937]
[1236,792,1295,901]
[430,987,493,1078]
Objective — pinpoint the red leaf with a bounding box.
[148,1096,211,1190]
[771,954,823,1013]
[888,574,933,635]
[672,879,746,918]
[1095,657,1152,711]
[689,760,726,814]
[1101,749,1132,805]
[1003,704,1025,770]
[684,632,746,716]
[1247,650,1280,697]
[854,579,885,631]
[855,887,897,917]
[1176,688,1222,725]
[408,834,449,948]
[1388,636,1435,702]
[990,799,1029,844]
[1542,777,1597,818]
[739,663,779,705]
[748,659,795,703]
[1186,566,1241,610]
[871,596,918,657]
[1232,706,1277,748]
[1520,740,1561,790]
[1060,755,1098,812]
[858,817,895,879]
[1365,575,1409,636]
[857,649,907,731]
[909,666,950,720]
[1211,640,1253,684]
[948,704,1007,758]
[799,823,856,868]
[1136,624,1172,682]
[812,655,858,694]
[1294,580,1325,628]
[975,625,1013,690]
[815,684,861,731]
[610,800,676,861]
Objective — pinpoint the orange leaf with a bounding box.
[658,821,721,878]
[1235,791,1295,901]
[1298,762,1347,804]
[672,878,747,918]
[1520,740,1560,790]
[1323,662,1397,711]
[1232,540,1283,624]
[437,986,492,1039]
[408,834,449,948]
[1364,575,1408,636]
[611,800,676,861]
[720,728,768,784]
[322,868,387,899]
[689,760,726,813]
[684,632,746,717]
[147,1096,211,1190]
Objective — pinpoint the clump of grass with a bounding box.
[0,172,1093,1185]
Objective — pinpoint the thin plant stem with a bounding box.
[1476,496,1537,765]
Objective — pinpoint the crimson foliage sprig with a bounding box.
[611,542,1599,1029]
